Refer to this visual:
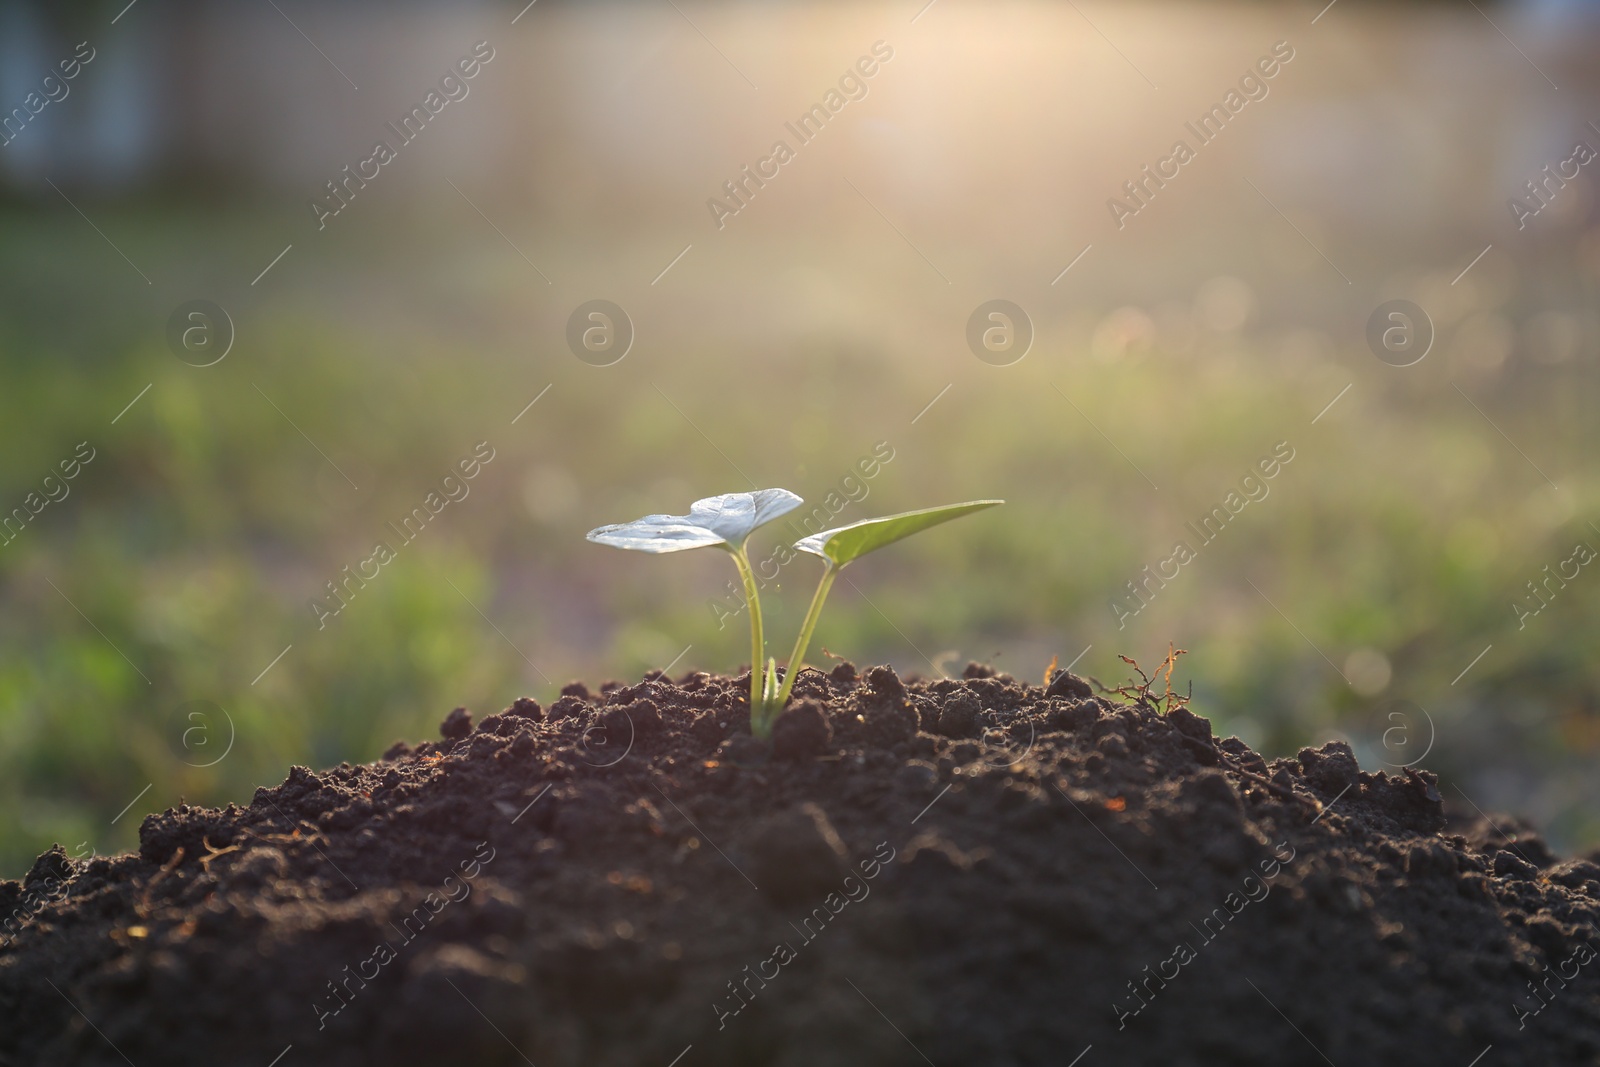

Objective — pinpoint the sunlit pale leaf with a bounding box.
[587,488,803,553]
[794,499,1003,567]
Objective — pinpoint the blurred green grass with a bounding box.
[1,198,1597,875]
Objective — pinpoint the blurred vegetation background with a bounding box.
[2,0,1599,874]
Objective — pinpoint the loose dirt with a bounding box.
[2,663,1597,1066]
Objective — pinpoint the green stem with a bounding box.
[727,544,765,720]
[759,562,839,737]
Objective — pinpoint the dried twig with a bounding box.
[1100,645,1191,714]
[198,836,241,873]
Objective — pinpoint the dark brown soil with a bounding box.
[3,663,1598,1066]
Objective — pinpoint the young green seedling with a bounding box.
[586,489,803,717]
[763,499,1003,734]
[586,490,1002,740]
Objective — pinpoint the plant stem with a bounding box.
[727,544,765,720]
[759,562,839,736]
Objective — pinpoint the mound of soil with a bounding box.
[3,663,1598,1066]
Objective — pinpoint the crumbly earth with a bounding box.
[1,663,1597,1067]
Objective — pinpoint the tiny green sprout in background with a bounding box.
[587,489,1002,740]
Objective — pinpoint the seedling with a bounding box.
[587,489,1001,739]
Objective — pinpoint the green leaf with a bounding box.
[586,489,803,554]
[794,499,1004,568]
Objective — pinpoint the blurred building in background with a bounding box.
[0,0,504,194]
[3,0,1600,243]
